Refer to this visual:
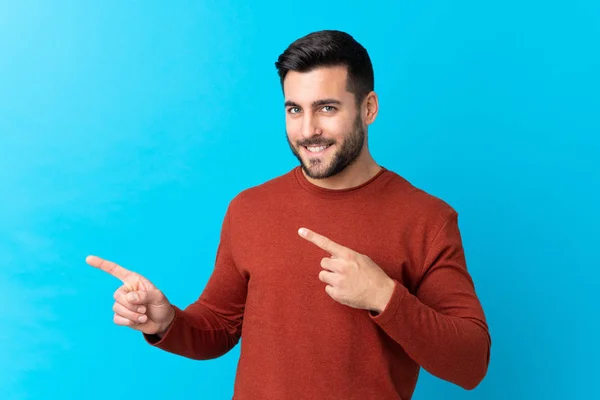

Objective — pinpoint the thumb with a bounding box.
[127,289,165,305]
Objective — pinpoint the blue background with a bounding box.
[1,1,598,399]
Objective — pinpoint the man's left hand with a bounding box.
[298,227,396,314]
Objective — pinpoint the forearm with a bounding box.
[145,301,242,360]
[371,281,491,390]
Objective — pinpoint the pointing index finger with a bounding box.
[86,255,134,283]
[298,227,348,257]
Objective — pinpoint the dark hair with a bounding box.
[274,30,374,106]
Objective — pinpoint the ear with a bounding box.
[363,91,379,125]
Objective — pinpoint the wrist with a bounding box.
[372,278,395,314]
[156,305,176,338]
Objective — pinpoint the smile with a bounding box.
[303,144,333,155]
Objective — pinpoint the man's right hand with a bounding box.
[86,255,175,336]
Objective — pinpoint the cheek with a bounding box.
[320,117,351,138]
[285,119,302,139]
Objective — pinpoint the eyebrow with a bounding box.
[284,99,342,108]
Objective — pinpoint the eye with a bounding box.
[321,106,337,113]
[287,107,301,114]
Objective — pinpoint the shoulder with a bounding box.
[227,167,297,213]
[380,169,457,225]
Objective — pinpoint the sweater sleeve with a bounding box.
[143,205,247,360]
[370,212,491,390]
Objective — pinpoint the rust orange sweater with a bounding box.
[146,166,491,399]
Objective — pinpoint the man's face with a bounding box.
[284,66,365,179]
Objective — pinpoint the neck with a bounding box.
[302,151,382,190]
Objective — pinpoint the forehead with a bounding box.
[283,66,352,104]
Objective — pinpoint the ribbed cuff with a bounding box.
[143,305,184,346]
[369,280,407,326]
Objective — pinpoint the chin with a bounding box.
[302,162,335,180]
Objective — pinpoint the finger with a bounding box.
[113,302,148,324]
[319,270,337,285]
[324,284,336,299]
[114,288,148,312]
[114,313,137,327]
[87,255,133,283]
[298,228,349,258]
[320,257,345,273]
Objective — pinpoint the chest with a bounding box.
[233,201,422,296]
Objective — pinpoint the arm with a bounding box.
[370,212,491,390]
[145,206,248,360]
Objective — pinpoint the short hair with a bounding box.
[275,30,374,106]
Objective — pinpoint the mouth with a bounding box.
[301,144,333,157]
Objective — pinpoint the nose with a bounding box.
[301,114,322,139]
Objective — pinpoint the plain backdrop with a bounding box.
[1,1,598,399]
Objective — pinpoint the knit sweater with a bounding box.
[145,166,491,399]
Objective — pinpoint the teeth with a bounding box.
[307,145,328,153]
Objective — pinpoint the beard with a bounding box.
[287,114,365,180]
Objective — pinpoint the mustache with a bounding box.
[297,138,336,147]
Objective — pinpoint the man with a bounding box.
[87,30,491,399]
